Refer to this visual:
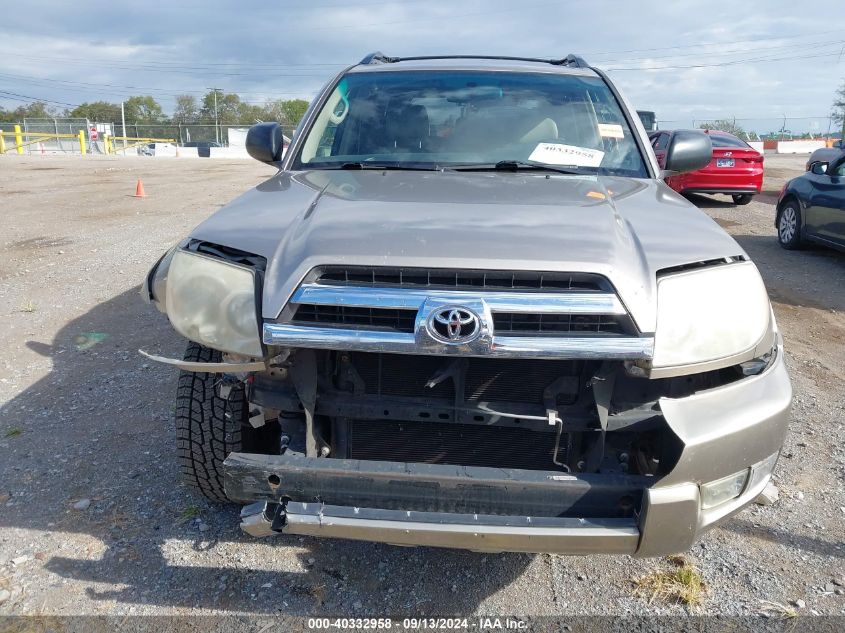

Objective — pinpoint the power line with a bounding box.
[605,50,844,71]
[587,27,845,58]
[597,38,845,64]
[0,89,80,108]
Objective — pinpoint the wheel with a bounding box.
[175,342,277,503]
[777,201,803,250]
[732,194,753,205]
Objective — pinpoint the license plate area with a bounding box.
[716,158,735,167]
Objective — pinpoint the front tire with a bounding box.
[174,343,277,503]
[732,194,753,205]
[777,201,804,250]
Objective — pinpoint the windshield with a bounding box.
[293,70,648,177]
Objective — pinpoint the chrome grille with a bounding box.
[265,266,654,360]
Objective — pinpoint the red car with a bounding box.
[650,129,764,205]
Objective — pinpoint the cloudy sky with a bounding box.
[1,0,844,134]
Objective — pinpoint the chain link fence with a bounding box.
[2,119,293,154]
[655,116,841,141]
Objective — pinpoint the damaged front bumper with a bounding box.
[224,345,790,557]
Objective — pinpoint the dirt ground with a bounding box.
[0,154,843,624]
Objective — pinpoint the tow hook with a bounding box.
[239,501,286,537]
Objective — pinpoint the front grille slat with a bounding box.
[292,304,416,333]
[493,312,626,335]
[314,266,611,292]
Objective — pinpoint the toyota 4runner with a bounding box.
[142,53,791,556]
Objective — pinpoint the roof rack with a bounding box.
[357,53,589,68]
[359,51,398,65]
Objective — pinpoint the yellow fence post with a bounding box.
[14,125,24,155]
[104,134,110,155]
[0,130,5,154]
[78,130,86,155]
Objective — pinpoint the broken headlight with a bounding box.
[652,262,772,370]
[164,250,263,357]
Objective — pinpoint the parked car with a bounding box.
[651,129,764,205]
[776,153,845,252]
[806,140,844,171]
[141,53,790,557]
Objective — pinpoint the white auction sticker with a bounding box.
[598,123,625,139]
[528,143,605,167]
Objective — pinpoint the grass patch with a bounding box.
[634,556,707,607]
[4,428,23,439]
[758,600,799,619]
[19,300,36,313]
[176,504,203,524]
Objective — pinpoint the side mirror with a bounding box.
[810,161,828,175]
[246,122,284,164]
[663,130,712,174]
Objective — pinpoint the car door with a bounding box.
[805,157,845,246]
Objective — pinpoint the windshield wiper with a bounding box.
[449,160,584,175]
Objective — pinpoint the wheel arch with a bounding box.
[775,192,803,230]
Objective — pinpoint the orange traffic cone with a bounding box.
[133,178,146,198]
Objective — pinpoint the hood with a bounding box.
[190,169,743,332]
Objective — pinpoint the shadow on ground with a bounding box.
[0,288,530,613]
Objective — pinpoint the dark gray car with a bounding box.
[777,151,845,251]
[142,53,790,556]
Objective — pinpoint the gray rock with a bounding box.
[72,498,91,511]
[352,600,362,610]
[197,522,209,532]
[794,599,806,609]
[824,583,835,592]
[755,483,779,506]
[0,589,10,604]
[835,589,844,596]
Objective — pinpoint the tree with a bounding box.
[123,95,164,123]
[0,101,59,124]
[832,81,845,136]
[200,89,243,125]
[264,98,309,128]
[172,94,199,124]
[236,102,266,125]
[69,101,121,123]
[698,119,747,139]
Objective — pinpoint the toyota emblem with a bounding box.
[427,307,481,344]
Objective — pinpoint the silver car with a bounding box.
[142,53,791,556]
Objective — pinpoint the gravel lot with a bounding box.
[0,154,843,623]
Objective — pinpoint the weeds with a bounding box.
[634,556,707,607]
[4,428,23,439]
[176,504,203,524]
[758,600,799,619]
[19,300,36,313]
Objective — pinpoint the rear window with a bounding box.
[708,134,751,149]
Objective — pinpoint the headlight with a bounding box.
[165,250,263,357]
[653,262,771,369]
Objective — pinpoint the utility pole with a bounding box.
[121,101,127,151]
[210,88,220,145]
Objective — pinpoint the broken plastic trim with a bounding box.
[138,349,266,373]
